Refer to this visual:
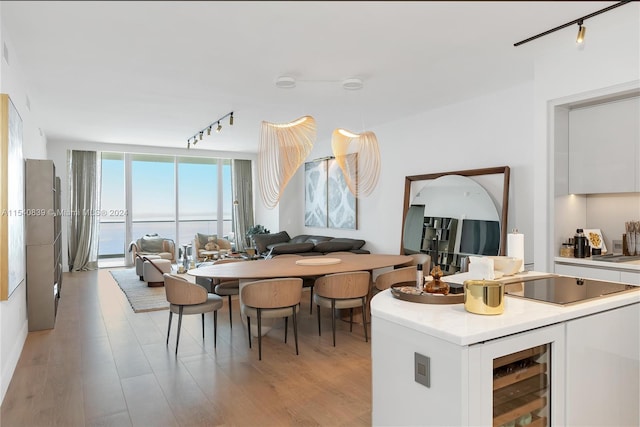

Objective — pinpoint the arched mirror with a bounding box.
[401,166,510,275]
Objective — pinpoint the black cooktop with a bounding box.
[504,276,639,306]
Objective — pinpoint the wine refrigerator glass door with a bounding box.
[467,324,566,426]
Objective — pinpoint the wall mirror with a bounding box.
[401,166,510,275]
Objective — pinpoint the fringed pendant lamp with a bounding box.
[331,128,380,197]
[258,116,317,209]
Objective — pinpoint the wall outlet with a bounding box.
[414,352,430,388]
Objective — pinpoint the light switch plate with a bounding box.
[414,352,430,388]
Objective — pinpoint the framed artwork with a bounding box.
[304,158,327,227]
[328,156,357,229]
[1,94,25,300]
[304,156,357,230]
[583,228,607,253]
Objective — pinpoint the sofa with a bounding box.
[252,231,369,257]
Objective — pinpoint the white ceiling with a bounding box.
[1,1,621,153]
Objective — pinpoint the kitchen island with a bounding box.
[371,271,639,426]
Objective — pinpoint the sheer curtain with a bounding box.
[232,159,253,252]
[68,150,101,271]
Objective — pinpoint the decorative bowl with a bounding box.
[487,256,522,276]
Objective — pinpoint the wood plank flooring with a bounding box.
[1,269,372,426]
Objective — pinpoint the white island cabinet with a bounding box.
[371,273,639,427]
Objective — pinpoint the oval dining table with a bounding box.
[188,253,412,336]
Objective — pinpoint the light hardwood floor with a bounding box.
[1,269,372,427]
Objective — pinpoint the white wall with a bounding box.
[278,82,536,262]
[0,4,48,404]
[532,4,640,271]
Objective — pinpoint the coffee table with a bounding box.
[200,250,219,261]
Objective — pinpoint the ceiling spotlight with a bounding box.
[342,78,364,90]
[275,76,296,89]
[216,122,222,132]
[187,141,191,149]
[229,112,234,125]
[576,20,586,44]
[199,132,203,140]
[207,127,211,136]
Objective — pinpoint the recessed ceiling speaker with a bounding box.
[275,76,296,89]
[342,78,363,90]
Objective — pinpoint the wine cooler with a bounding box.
[492,344,550,427]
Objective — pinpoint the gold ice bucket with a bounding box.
[463,280,504,315]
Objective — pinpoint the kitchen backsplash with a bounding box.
[556,193,640,255]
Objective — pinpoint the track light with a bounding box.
[576,20,586,45]
[514,1,630,47]
[186,111,233,148]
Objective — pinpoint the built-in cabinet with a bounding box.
[565,303,639,426]
[554,259,640,285]
[371,298,639,426]
[25,159,62,331]
[568,96,639,194]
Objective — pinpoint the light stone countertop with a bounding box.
[370,270,640,347]
[554,256,640,271]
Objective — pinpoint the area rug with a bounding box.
[109,268,169,313]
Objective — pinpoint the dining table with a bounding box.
[188,253,412,336]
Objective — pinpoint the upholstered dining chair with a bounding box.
[163,273,223,354]
[313,271,371,347]
[274,254,317,314]
[240,278,303,360]
[400,253,431,273]
[373,266,417,293]
[211,258,245,328]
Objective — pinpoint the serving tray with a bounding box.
[390,282,464,304]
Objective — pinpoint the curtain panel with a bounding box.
[68,150,101,271]
[232,159,253,252]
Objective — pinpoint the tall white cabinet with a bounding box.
[25,159,62,331]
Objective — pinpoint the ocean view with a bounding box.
[98,220,232,256]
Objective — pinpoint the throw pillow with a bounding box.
[197,233,217,248]
[140,235,164,252]
[204,241,219,251]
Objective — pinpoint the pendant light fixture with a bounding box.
[331,128,380,197]
[258,116,317,208]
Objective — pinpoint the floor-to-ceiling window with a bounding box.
[99,152,126,258]
[131,154,176,241]
[99,152,233,263]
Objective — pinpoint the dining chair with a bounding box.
[211,258,245,328]
[313,271,371,347]
[163,273,223,354]
[400,253,431,273]
[274,254,317,314]
[374,266,417,293]
[240,278,303,360]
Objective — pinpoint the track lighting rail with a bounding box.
[187,111,234,148]
[514,1,631,47]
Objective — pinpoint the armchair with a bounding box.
[193,233,233,261]
[129,234,175,262]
